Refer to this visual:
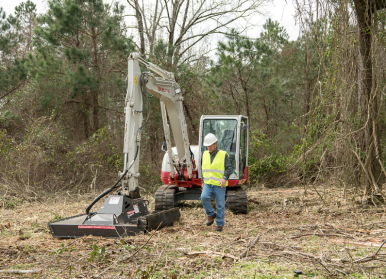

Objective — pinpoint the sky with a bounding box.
[249,0,300,40]
[1,0,300,40]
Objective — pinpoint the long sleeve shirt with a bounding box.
[206,149,234,180]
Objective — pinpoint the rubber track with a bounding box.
[154,185,177,211]
[227,187,248,214]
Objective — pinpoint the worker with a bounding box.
[200,133,233,232]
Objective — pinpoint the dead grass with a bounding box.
[0,183,386,278]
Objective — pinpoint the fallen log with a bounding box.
[0,269,42,274]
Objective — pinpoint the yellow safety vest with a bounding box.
[202,150,228,187]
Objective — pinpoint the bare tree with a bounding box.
[126,0,266,68]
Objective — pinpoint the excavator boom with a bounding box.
[47,53,187,239]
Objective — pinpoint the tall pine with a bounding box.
[28,0,135,139]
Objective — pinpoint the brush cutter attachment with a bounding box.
[48,195,180,239]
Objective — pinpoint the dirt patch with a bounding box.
[0,184,385,278]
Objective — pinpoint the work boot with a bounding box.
[215,226,223,232]
[206,213,216,226]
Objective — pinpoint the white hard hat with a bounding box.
[203,133,217,146]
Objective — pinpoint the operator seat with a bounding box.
[219,129,234,153]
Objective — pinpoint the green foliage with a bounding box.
[260,18,289,49]
[66,126,123,171]
[0,110,22,127]
[0,0,38,99]
[88,243,109,262]
[0,197,24,209]
[149,39,169,67]
[0,7,28,99]
[50,243,76,255]
[27,0,136,137]
[51,213,62,222]
[0,114,122,193]
[0,4,336,194]
[249,130,292,184]
[207,21,303,162]
[135,265,155,279]
[0,129,12,156]
[250,154,291,182]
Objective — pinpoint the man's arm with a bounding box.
[223,154,233,180]
[220,154,233,188]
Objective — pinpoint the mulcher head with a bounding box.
[48,195,180,239]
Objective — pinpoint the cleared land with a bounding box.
[0,184,386,278]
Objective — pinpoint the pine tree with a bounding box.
[28,0,135,139]
[0,7,29,100]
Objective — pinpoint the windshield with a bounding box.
[201,119,237,169]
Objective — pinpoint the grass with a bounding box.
[0,184,385,278]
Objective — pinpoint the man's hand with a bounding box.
[220,179,226,188]
[201,183,204,188]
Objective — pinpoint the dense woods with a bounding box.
[1,0,386,203]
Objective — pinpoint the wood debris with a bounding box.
[329,238,386,248]
[0,269,42,274]
[183,250,238,260]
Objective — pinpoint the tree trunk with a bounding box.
[134,0,145,56]
[353,0,383,193]
[83,99,90,139]
[174,0,190,67]
[304,38,311,134]
[92,27,99,132]
[229,85,241,115]
[148,0,160,53]
[167,0,179,69]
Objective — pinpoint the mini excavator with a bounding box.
[48,53,249,238]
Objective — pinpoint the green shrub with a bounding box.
[248,130,293,184]
[249,154,292,184]
[0,129,12,157]
[0,116,123,194]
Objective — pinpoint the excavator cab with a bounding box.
[197,115,249,214]
[198,115,249,184]
[157,115,248,214]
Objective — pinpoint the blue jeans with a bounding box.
[200,184,226,227]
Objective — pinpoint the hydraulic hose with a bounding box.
[85,146,139,215]
[85,188,113,216]
[85,72,151,216]
[189,145,194,160]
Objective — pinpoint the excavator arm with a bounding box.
[121,53,193,197]
[47,54,186,239]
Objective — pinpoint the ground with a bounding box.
[0,184,385,278]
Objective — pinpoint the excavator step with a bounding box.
[226,187,248,214]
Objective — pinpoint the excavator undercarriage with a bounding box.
[154,186,248,214]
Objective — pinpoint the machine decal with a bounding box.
[109,197,120,204]
[134,76,137,85]
[78,225,115,229]
[133,204,140,213]
[158,86,170,93]
[127,210,135,216]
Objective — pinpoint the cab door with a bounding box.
[238,117,248,180]
[198,116,247,183]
